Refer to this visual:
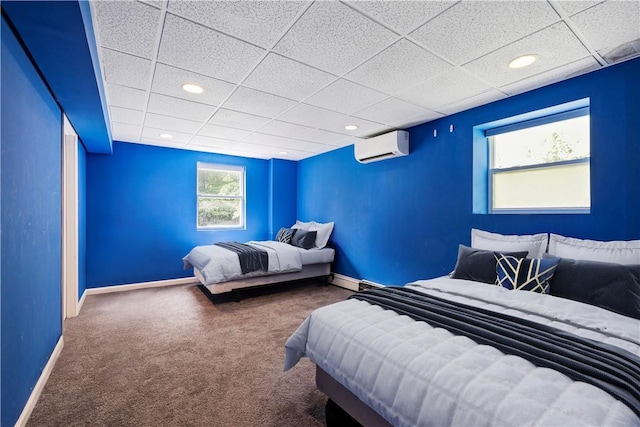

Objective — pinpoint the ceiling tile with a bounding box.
[137,139,187,150]
[411,1,560,65]
[208,109,271,131]
[436,89,508,116]
[243,53,336,101]
[158,14,265,83]
[305,79,388,114]
[276,149,311,161]
[139,1,162,9]
[222,87,297,118]
[151,63,236,106]
[389,110,444,129]
[189,135,238,149]
[106,83,147,111]
[570,1,640,55]
[353,97,434,125]
[276,103,345,128]
[167,1,310,48]
[276,139,327,153]
[257,120,315,139]
[141,127,193,143]
[101,49,151,89]
[109,106,144,126]
[274,1,398,75]
[298,129,353,145]
[346,39,453,95]
[198,124,251,141]
[396,68,493,110]
[500,57,601,96]
[347,0,456,34]
[144,113,201,134]
[321,115,390,137]
[557,1,604,16]
[112,122,141,141]
[92,1,161,58]
[147,93,216,122]
[233,141,281,155]
[463,23,591,88]
[243,133,292,146]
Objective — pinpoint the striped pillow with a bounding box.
[495,254,560,294]
[276,227,296,244]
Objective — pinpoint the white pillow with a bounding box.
[471,228,548,259]
[548,233,640,265]
[291,220,311,231]
[308,221,334,249]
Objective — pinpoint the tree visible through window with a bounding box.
[488,107,590,213]
[197,163,245,228]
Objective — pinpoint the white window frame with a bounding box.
[196,162,246,230]
[486,106,590,214]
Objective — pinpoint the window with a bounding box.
[197,163,245,229]
[486,106,590,213]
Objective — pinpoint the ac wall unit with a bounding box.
[354,130,409,164]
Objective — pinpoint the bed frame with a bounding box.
[317,366,392,427]
[195,262,333,300]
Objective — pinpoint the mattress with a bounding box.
[299,247,335,265]
[285,277,640,426]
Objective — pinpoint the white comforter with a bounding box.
[183,241,302,285]
[285,277,640,426]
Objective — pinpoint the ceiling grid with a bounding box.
[89,0,640,160]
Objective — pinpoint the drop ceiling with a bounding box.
[90,0,640,160]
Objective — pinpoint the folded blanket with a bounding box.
[214,242,268,274]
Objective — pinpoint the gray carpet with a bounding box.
[27,281,353,426]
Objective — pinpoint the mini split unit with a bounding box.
[354,130,409,164]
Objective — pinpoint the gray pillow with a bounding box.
[451,244,529,284]
[290,229,317,250]
[545,255,640,319]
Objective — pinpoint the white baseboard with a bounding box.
[77,289,87,314]
[86,277,197,295]
[15,336,64,427]
[332,273,359,291]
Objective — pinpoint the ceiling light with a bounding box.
[181,83,204,94]
[508,54,537,69]
[345,125,359,130]
[159,133,173,139]
[279,151,289,155]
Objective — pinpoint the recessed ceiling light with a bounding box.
[345,125,359,130]
[508,54,537,69]
[181,83,204,94]
[159,133,173,139]
[279,151,289,155]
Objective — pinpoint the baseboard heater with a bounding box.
[358,279,384,291]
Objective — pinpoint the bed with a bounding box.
[284,230,640,426]
[183,221,335,297]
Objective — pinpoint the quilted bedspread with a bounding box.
[183,240,301,285]
[284,277,640,426]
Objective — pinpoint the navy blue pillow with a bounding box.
[451,245,529,284]
[290,229,317,250]
[495,254,560,294]
[546,256,640,319]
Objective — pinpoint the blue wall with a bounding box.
[86,143,299,288]
[1,16,63,426]
[269,159,298,239]
[298,58,640,286]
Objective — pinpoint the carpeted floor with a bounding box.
[27,281,353,427]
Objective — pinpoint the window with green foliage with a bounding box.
[487,107,590,213]
[197,163,245,229]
